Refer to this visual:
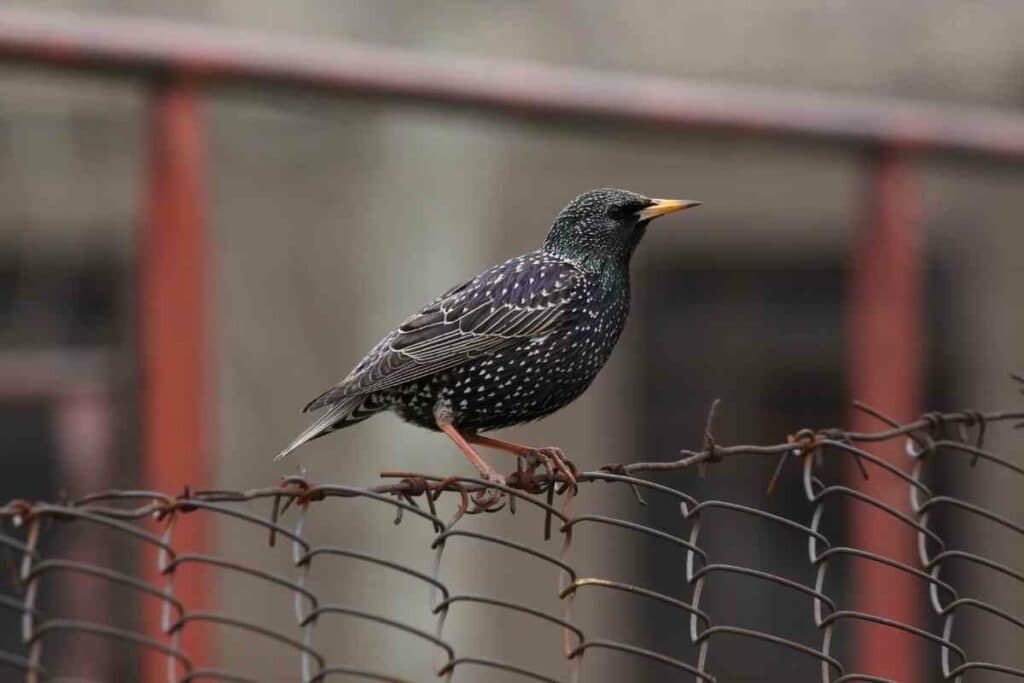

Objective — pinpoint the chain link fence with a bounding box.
[2,380,1022,682]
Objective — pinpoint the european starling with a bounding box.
[277,188,700,489]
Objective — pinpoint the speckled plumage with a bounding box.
[277,188,698,461]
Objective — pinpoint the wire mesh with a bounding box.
[1,383,1022,682]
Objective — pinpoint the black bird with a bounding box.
[277,188,700,488]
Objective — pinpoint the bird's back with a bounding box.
[382,251,630,431]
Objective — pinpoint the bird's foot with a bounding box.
[525,447,578,494]
[471,471,507,511]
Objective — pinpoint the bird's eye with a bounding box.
[605,204,632,219]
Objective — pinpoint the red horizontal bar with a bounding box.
[1,7,1024,158]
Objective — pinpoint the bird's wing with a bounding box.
[303,253,582,412]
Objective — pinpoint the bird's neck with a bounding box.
[542,244,631,278]
[596,259,631,301]
[543,249,631,308]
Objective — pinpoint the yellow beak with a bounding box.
[637,198,702,221]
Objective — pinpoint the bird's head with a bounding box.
[542,188,700,269]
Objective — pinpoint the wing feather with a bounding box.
[302,253,582,412]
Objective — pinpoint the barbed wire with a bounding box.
[1,381,1022,682]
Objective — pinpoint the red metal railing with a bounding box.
[141,76,211,676]
[847,148,925,681]
[2,7,1023,681]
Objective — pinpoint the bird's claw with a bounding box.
[470,473,507,512]
[526,447,578,494]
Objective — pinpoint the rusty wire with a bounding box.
[1,392,1022,682]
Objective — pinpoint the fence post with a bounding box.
[846,145,924,680]
[140,76,211,680]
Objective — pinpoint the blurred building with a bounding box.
[1,2,1023,681]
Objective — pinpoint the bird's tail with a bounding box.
[274,396,363,461]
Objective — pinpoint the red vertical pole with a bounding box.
[846,145,924,680]
[140,77,211,680]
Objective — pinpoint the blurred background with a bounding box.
[1,2,1023,682]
